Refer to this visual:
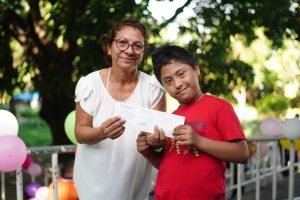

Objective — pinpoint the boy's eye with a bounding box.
[163,79,172,85]
[178,71,185,77]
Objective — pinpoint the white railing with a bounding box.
[1,137,299,200]
[1,145,75,200]
[226,136,300,200]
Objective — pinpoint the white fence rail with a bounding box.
[1,137,300,200]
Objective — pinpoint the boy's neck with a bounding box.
[179,91,204,107]
[195,91,204,102]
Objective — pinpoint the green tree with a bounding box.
[1,0,299,144]
[0,0,152,144]
[174,0,299,98]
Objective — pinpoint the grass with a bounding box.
[0,103,52,147]
[18,117,52,147]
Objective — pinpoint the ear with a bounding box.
[195,64,200,76]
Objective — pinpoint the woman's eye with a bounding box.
[119,40,128,45]
[134,43,144,49]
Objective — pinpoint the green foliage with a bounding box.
[241,119,260,137]
[257,94,289,117]
[174,0,300,103]
[1,0,299,143]
[15,103,40,118]
[18,117,52,147]
[10,103,52,146]
[0,0,153,144]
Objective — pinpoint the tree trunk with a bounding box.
[40,90,75,145]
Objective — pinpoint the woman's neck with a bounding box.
[109,67,139,85]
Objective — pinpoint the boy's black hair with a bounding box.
[59,153,75,179]
[152,45,197,84]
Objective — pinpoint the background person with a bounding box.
[47,153,78,200]
[73,18,165,200]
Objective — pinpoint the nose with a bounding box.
[124,44,135,54]
[174,78,182,89]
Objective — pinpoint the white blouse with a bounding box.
[73,70,164,200]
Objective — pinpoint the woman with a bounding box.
[73,18,165,200]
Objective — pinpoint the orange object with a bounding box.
[48,178,78,200]
[247,141,257,159]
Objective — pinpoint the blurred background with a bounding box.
[0,0,299,146]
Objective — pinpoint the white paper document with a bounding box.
[114,102,185,137]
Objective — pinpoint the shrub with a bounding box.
[257,95,289,117]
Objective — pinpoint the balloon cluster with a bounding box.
[0,110,27,172]
[259,117,283,136]
[25,182,50,200]
[23,160,43,198]
[259,117,300,151]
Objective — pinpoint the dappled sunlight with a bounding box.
[234,105,258,121]
[166,93,179,113]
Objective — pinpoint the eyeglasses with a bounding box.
[114,38,145,54]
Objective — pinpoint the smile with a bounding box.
[176,88,187,95]
[121,57,137,61]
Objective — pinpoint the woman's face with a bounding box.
[108,26,145,70]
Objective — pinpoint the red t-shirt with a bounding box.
[155,94,246,200]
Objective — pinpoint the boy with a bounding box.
[137,45,249,200]
[48,153,78,200]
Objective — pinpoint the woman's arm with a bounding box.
[152,94,166,112]
[75,103,125,145]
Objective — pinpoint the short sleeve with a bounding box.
[217,102,246,141]
[149,76,164,108]
[74,76,96,116]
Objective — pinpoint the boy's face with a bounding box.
[160,61,201,106]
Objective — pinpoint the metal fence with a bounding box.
[1,137,300,200]
[226,136,300,200]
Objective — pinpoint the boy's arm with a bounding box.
[137,132,164,169]
[174,125,249,163]
[195,137,248,163]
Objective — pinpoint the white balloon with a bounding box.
[35,186,49,200]
[0,109,19,136]
[282,118,300,139]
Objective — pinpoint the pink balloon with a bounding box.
[27,162,42,177]
[260,118,283,136]
[0,135,27,172]
[253,142,269,158]
[22,154,33,169]
[259,142,269,157]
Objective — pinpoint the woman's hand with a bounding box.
[100,116,126,140]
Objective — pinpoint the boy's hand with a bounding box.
[137,132,151,155]
[173,125,199,146]
[146,125,166,148]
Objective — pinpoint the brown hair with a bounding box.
[101,18,149,65]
